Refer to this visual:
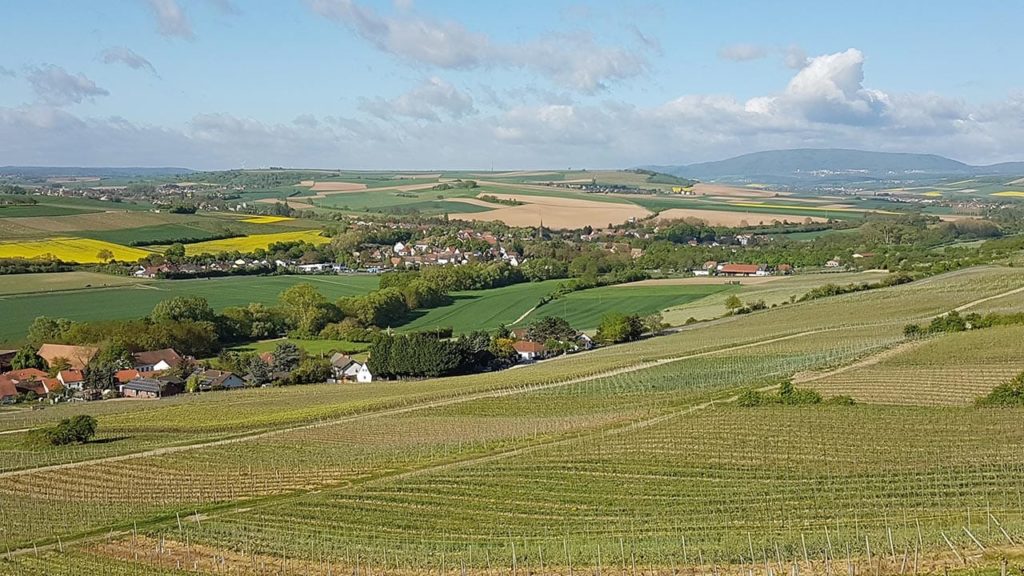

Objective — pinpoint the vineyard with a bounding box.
[0,265,1022,574]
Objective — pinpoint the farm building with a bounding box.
[115,369,143,384]
[513,341,546,362]
[37,344,99,371]
[1,368,60,397]
[718,263,768,277]
[132,348,184,373]
[198,369,245,390]
[120,377,184,399]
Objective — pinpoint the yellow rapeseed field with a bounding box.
[991,191,1024,198]
[184,230,328,255]
[241,215,295,224]
[0,237,152,263]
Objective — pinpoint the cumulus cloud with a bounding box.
[307,0,648,92]
[26,65,110,106]
[143,0,193,39]
[783,45,809,69]
[360,77,475,122]
[101,47,158,75]
[718,43,768,62]
[3,49,1023,169]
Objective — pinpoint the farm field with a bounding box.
[0,265,1022,576]
[0,274,380,344]
[803,324,1024,405]
[181,229,328,255]
[0,203,101,218]
[228,337,370,357]
[0,236,153,263]
[519,283,729,330]
[0,271,146,296]
[398,279,563,334]
[661,270,890,323]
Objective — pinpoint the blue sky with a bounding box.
[1,0,1022,169]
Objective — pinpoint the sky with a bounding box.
[1,0,1022,170]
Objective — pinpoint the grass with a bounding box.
[0,274,380,345]
[0,203,100,218]
[0,271,146,296]
[397,280,564,333]
[0,236,153,263]
[181,230,328,254]
[228,337,369,357]
[520,284,729,330]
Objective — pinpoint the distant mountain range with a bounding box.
[645,149,1024,188]
[0,166,194,179]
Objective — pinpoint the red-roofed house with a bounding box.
[57,369,85,390]
[718,263,766,277]
[0,376,18,403]
[2,368,60,397]
[512,341,546,362]
[115,369,143,384]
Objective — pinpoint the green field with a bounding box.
[519,283,730,330]
[0,274,380,344]
[1,265,1023,575]
[0,203,100,218]
[228,337,369,357]
[398,279,564,333]
[0,271,147,296]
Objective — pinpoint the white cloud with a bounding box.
[307,0,649,92]
[26,65,110,106]
[360,77,475,122]
[101,47,158,76]
[718,43,768,62]
[783,45,809,69]
[143,0,193,39]
[3,50,1023,169]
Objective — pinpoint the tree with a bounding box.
[724,294,743,312]
[11,345,45,370]
[278,284,341,337]
[526,316,577,344]
[290,357,331,384]
[36,415,97,446]
[96,249,114,262]
[595,312,644,344]
[151,296,216,323]
[246,355,273,386]
[46,356,71,377]
[27,316,75,346]
[185,373,203,394]
[271,341,302,373]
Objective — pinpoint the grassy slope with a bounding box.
[520,283,729,330]
[1,266,1023,574]
[398,279,564,333]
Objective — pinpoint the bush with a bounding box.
[977,372,1024,406]
[33,415,98,446]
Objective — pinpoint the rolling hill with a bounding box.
[646,148,1024,187]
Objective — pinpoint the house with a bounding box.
[0,376,16,404]
[57,369,86,391]
[0,350,16,372]
[115,369,143,384]
[692,268,711,277]
[133,348,184,373]
[825,258,842,268]
[329,353,373,383]
[512,341,546,362]
[3,369,60,397]
[119,376,184,399]
[718,263,766,277]
[37,344,99,371]
[576,333,594,351]
[702,261,719,271]
[199,369,245,391]
[776,264,794,275]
